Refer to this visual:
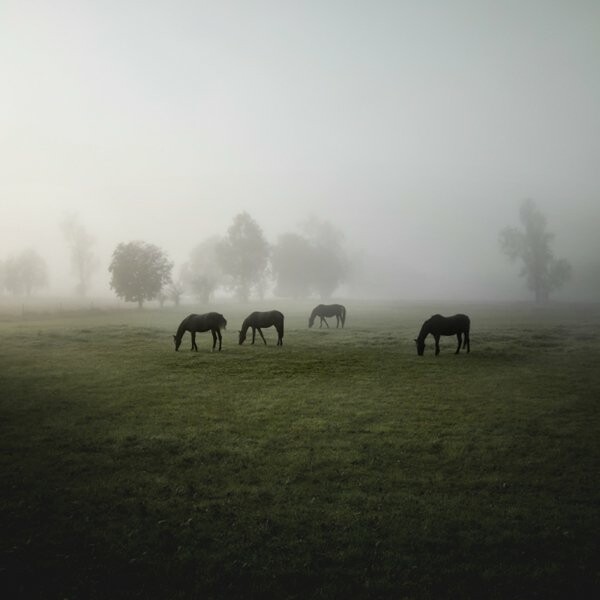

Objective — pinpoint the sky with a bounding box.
[1,0,599,301]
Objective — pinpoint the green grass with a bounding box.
[1,301,599,599]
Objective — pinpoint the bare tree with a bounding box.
[499,199,572,303]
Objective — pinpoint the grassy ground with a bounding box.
[1,300,599,599]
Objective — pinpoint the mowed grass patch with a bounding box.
[1,302,599,599]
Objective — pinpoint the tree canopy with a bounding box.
[271,233,314,299]
[216,213,269,301]
[271,218,348,300]
[108,241,173,308]
[2,249,48,296]
[499,199,572,303]
[180,236,224,304]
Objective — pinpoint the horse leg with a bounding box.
[217,329,222,351]
[258,328,267,345]
[251,327,256,344]
[191,332,198,351]
[465,332,470,353]
[336,315,340,328]
[455,333,462,354]
[434,334,441,356]
[211,330,217,352]
[277,326,283,346]
[323,317,329,328]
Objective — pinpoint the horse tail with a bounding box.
[220,314,227,330]
[340,305,346,327]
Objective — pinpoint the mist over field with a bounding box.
[2,1,599,303]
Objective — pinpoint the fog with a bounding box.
[2,1,599,302]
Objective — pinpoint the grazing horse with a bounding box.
[415,314,470,356]
[173,312,227,352]
[308,304,346,328]
[239,310,284,346]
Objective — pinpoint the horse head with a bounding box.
[308,315,315,328]
[173,334,181,351]
[238,330,246,345]
[414,338,425,356]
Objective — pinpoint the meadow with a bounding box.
[1,300,599,599]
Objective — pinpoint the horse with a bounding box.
[308,304,346,328]
[414,314,470,356]
[239,310,284,346]
[173,312,227,352]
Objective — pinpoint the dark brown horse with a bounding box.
[239,310,284,346]
[415,314,470,356]
[308,304,346,328]
[173,312,227,352]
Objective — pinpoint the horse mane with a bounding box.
[240,315,251,333]
[175,314,192,340]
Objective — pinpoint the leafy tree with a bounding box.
[3,249,48,296]
[302,217,348,300]
[180,236,224,304]
[167,281,184,306]
[217,213,270,301]
[108,241,173,308]
[60,214,98,296]
[271,233,314,299]
[499,199,572,303]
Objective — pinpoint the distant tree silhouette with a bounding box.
[167,281,184,306]
[3,249,48,296]
[60,214,98,296]
[108,241,173,308]
[271,233,314,298]
[217,213,269,302]
[499,199,571,303]
[302,217,348,300]
[180,237,224,304]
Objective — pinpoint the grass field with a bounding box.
[1,300,599,599]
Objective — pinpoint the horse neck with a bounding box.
[241,318,251,334]
[417,324,429,342]
[175,321,188,341]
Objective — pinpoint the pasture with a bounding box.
[1,301,599,599]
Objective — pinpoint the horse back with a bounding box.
[425,313,470,335]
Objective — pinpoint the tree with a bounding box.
[3,249,48,296]
[216,213,270,301]
[167,281,184,306]
[61,214,98,296]
[499,199,572,303]
[180,236,224,304]
[302,217,348,300]
[271,233,314,299]
[108,241,173,308]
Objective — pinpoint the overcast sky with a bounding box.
[2,0,599,300]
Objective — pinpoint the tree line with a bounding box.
[0,212,349,307]
[0,201,572,305]
[108,212,349,308]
